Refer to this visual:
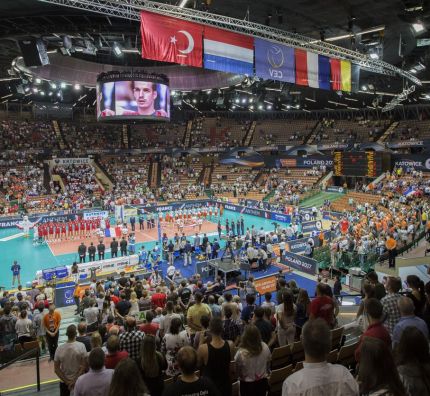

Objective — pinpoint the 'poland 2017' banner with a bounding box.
[140,11,203,67]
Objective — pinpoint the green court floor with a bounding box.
[0,210,288,289]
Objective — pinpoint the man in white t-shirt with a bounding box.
[282,319,358,396]
[54,324,88,395]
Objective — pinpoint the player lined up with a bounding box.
[35,218,102,242]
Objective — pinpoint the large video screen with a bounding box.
[96,72,170,121]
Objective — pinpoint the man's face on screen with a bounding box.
[133,81,157,115]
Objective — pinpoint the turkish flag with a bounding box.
[140,11,203,67]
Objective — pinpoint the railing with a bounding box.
[0,347,41,392]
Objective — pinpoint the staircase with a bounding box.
[183,120,193,147]
[242,121,256,146]
[201,165,213,187]
[377,121,399,144]
[93,158,114,192]
[42,162,51,193]
[148,161,160,188]
[304,121,322,144]
[121,125,130,148]
[52,120,67,150]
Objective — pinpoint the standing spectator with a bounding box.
[119,316,145,360]
[74,348,114,396]
[406,274,426,317]
[163,346,220,396]
[276,291,296,346]
[309,283,335,328]
[139,335,167,396]
[76,322,92,352]
[295,289,310,337]
[197,318,234,396]
[15,310,33,345]
[105,335,129,369]
[78,243,87,263]
[396,326,430,396]
[354,298,391,362]
[43,303,61,361]
[282,319,358,396]
[129,215,136,232]
[222,306,242,344]
[115,293,131,322]
[235,325,271,396]
[366,271,386,300]
[159,301,180,338]
[357,337,405,396]
[71,262,79,285]
[54,325,88,396]
[392,296,429,348]
[84,299,99,332]
[11,260,21,286]
[139,311,159,336]
[186,292,211,335]
[381,277,402,335]
[386,234,397,268]
[161,317,190,377]
[333,276,342,299]
[108,358,148,396]
[0,303,18,347]
[241,294,256,324]
[32,301,46,353]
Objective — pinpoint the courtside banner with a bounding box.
[322,211,343,220]
[83,210,109,220]
[138,200,212,214]
[326,186,345,193]
[50,158,92,166]
[0,213,77,229]
[281,250,318,275]
[302,220,323,234]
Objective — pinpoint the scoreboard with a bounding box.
[333,151,390,177]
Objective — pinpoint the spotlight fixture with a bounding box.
[113,42,123,56]
[412,22,425,33]
[74,84,81,90]
[60,82,67,88]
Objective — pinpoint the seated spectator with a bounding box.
[355,298,391,361]
[74,347,113,396]
[392,296,429,348]
[396,326,430,396]
[282,319,358,396]
[105,335,129,370]
[357,337,405,396]
[163,346,220,396]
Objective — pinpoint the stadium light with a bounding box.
[51,83,57,89]
[60,82,67,88]
[242,98,247,104]
[258,104,263,110]
[410,68,417,74]
[369,52,379,59]
[74,84,81,90]
[267,105,272,110]
[35,78,41,84]
[113,42,123,56]
[32,87,38,93]
[40,91,45,96]
[412,23,425,33]
[179,0,189,8]
[235,98,240,103]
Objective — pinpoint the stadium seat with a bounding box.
[268,364,294,396]
[290,341,305,365]
[337,342,359,368]
[330,326,345,350]
[271,345,292,370]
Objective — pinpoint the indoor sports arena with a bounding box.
[0,1,430,396]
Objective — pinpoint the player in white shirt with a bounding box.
[197,217,203,232]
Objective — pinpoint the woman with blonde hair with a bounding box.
[129,291,139,315]
[234,325,271,396]
[276,291,296,346]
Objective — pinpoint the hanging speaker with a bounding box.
[18,38,50,67]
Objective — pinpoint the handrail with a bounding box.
[0,347,41,392]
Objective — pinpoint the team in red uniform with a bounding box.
[37,217,101,242]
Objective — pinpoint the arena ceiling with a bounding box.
[1,0,430,112]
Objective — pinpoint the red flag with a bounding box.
[295,49,308,86]
[140,11,203,67]
[330,58,341,90]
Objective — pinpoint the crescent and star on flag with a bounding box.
[170,30,194,57]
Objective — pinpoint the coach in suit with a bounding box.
[110,238,118,258]
[97,241,105,260]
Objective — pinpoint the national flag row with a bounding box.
[140,11,359,92]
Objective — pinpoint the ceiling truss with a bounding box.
[37,0,421,86]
